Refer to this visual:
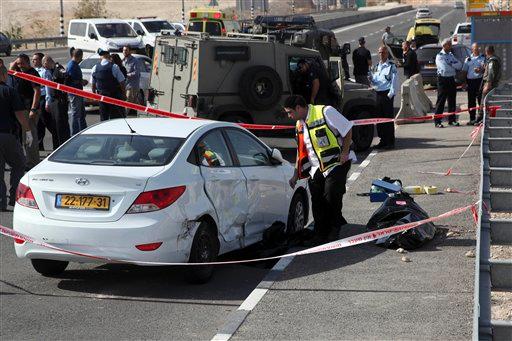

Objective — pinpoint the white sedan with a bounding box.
[13,118,309,283]
[416,7,432,19]
[79,53,152,110]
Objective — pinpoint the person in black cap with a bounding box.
[297,59,332,106]
[91,49,126,121]
[352,37,372,85]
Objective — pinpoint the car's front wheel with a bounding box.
[185,221,219,284]
[287,191,307,235]
[31,259,68,276]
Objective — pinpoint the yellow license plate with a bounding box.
[56,194,110,211]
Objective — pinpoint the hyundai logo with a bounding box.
[75,178,90,186]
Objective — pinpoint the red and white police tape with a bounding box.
[418,123,483,176]
[0,202,478,266]
[8,70,500,130]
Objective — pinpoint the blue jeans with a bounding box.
[68,94,87,135]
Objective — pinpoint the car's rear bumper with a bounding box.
[13,205,194,265]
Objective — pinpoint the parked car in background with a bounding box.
[68,18,144,53]
[451,22,471,46]
[0,32,12,56]
[454,1,465,9]
[79,52,152,110]
[417,43,471,86]
[187,8,240,36]
[13,118,310,283]
[172,23,186,32]
[125,17,176,56]
[406,18,441,48]
[416,7,432,19]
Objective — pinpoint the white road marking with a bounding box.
[439,9,456,21]
[333,9,417,33]
[211,148,379,341]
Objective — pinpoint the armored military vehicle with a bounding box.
[146,31,377,151]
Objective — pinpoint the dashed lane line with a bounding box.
[210,150,379,341]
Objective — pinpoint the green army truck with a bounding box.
[145,31,377,151]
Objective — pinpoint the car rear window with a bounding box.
[456,25,471,34]
[50,134,184,166]
[417,47,441,61]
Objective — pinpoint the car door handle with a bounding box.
[211,169,230,175]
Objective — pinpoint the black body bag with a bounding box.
[366,192,436,250]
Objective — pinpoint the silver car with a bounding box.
[79,53,152,110]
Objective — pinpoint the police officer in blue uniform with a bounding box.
[434,38,463,128]
[369,45,399,149]
[91,49,126,121]
[462,43,485,125]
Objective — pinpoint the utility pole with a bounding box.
[251,0,254,20]
[181,0,185,24]
[292,0,295,14]
[59,0,65,37]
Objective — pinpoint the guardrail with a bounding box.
[12,36,67,50]
[474,81,512,341]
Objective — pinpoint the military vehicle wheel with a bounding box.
[350,109,374,152]
[239,66,282,110]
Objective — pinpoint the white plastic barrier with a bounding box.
[395,73,433,125]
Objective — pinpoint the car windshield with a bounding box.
[417,47,441,62]
[415,24,440,37]
[50,134,184,166]
[188,21,203,32]
[144,20,174,33]
[79,57,100,70]
[96,23,137,38]
[456,25,471,34]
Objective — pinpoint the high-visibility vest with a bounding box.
[296,105,341,179]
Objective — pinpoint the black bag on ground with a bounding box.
[366,192,436,250]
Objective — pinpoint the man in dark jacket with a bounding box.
[475,45,502,124]
[91,49,126,121]
[352,37,371,85]
[402,41,419,79]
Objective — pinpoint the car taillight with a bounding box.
[16,183,38,209]
[127,186,186,214]
[135,242,163,251]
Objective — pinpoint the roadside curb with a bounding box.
[211,150,379,341]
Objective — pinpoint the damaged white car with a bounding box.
[13,118,309,283]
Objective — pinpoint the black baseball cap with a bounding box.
[358,37,365,44]
[97,48,110,56]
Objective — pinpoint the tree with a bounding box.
[73,0,108,18]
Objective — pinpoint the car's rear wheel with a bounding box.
[185,221,219,284]
[287,191,307,235]
[31,259,68,276]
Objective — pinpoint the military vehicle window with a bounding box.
[215,46,250,61]
[188,21,203,32]
[162,45,174,64]
[176,47,188,66]
[205,22,222,36]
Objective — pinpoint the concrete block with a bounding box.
[490,259,512,290]
[489,138,512,151]
[490,167,512,187]
[490,189,512,212]
[496,109,512,118]
[490,219,512,245]
[489,127,512,138]
[490,118,512,127]
[489,151,512,167]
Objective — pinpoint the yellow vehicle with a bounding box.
[187,8,240,36]
[406,18,441,48]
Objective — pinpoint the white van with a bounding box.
[68,18,144,53]
[125,17,176,55]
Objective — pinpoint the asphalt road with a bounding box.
[1,5,473,340]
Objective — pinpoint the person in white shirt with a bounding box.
[285,95,355,246]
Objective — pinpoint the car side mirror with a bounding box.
[270,148,284,165]
[89,33,98,40]
[450,31,454,35]
[136,30,145,36]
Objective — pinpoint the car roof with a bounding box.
[419,43,466,50]
[82,53,149,60]
[417,8,430,11]
[82,118,236,138]
[456,22,471,26]
[70,18,129,24]
[126,18,168,23]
